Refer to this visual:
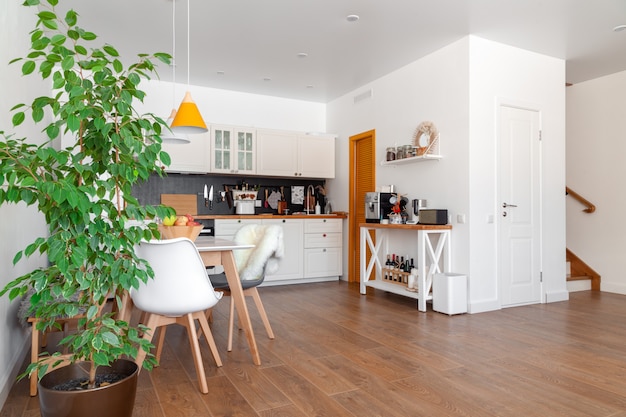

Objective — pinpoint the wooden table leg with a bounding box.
[221,250,261,365]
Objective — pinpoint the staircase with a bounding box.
[565,186,600,292]
[566,248,600,292]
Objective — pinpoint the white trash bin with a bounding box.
[433,273,467,315]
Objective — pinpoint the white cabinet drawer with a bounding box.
[304,232,342,248]
[304,247,342,278]
[304,218,342,234]
[214,219,256,237]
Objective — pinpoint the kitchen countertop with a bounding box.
[195,213,348,220]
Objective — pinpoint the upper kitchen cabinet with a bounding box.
[161,130,211,173]
[256,129,335,178]
[211,125,256,175]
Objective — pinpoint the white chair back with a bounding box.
[132,238,222,316]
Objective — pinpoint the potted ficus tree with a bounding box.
[1,0,175,415]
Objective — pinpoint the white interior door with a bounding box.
[498,105,542,307]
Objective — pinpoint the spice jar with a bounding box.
[386,147,396,161]
[396,146,405,159]
[403,144,414,158]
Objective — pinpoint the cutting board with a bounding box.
[160,194,198,216]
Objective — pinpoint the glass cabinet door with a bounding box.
[212,128,231,172]
[237,131,254,171]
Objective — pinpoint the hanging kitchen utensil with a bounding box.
[277,186,287,214]
[267,190,280,210]
[224,185,233,209]
[264,189,269,208]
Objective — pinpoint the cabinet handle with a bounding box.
[323,248,326,252]
[282,219,286,223]
[323,233,327,237]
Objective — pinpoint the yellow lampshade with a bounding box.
[170,91,208,134]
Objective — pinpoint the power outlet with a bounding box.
[255,199,261,207]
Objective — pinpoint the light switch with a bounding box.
[456,214,466,224]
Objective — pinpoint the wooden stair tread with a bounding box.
[567,275,592,281]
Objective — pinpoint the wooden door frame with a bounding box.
[348,130,375,282]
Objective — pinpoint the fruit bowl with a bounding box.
[158,224,204,241]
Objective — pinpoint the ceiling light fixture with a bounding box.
[171,0,208,134]
[346,14,360,22]
[297,52,308,58]
[613,24,626,32]
[162,0,190,144]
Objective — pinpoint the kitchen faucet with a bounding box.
[306,185,315,214]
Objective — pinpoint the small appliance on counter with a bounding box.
[232,189,257,215]
[418,209,448,225]
[365,192,395,223]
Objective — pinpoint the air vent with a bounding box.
[353,89,373,104]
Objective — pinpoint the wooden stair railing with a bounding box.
[566,248,601,291]
[566,186,595,213]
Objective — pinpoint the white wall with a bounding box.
[0,0,50,407]
[138,80,327,133]
[468,36,567,311]
[327,35,567,313]
[566,71,626,294]
[326,38,471,286]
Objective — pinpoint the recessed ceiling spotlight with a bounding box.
[613,24,626,32]
[263,77,271,82]
[346,14,359,22]
[297,52,308,58]
[306,85,314,89]
[216,71,225,75]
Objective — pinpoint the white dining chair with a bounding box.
[132,237,223,394]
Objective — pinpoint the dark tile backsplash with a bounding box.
[132,173,325,216]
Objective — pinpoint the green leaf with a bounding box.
[50,34,66,46]
[81,31,97,41]
[12,112,25,126]
[64,9,77,26]
[32,107,44,122]
[46,124,60,140]
[113,59,122,73]
[101,331,120,347]
[21,61,36,75]
[103,45,119,57]
[61,55,74,70]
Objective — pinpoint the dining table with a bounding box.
[193,236,261,365]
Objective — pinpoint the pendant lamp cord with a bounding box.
[172,0,176,106]
[186,0,190,88]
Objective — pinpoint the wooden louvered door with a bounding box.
[348,130,375,283]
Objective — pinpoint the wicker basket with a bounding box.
[158,224,204,241]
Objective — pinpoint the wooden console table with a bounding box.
[359,223,452,311]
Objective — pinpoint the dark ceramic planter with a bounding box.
[38,359,138,417]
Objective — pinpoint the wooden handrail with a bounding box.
[565,186,595,213]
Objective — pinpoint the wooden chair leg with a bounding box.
[247,287,274,340]
[183,314,209,394]
[194,311,222,367]
[227,296,236,352]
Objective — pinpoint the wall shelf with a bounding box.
[380,154,442,166]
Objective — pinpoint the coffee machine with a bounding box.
[365,192,395,223]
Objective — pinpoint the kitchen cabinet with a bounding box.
[211,125,256,175]
[261,218,304,282]
[256,129,335,178]
[161,130,211,173]
[213,217,342,285]
[304,218,342,278]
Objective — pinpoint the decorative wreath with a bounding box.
[413,121,439,155]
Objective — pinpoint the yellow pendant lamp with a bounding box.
[171,0,207,134]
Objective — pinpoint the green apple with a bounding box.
[162,215,177,226]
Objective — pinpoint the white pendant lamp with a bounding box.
[162,0,190,144]
[170,0,207,134]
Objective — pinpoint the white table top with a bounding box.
[194,236,254,251]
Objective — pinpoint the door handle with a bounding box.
[502,202,517,208]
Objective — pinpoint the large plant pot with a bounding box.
[38,359,138,417]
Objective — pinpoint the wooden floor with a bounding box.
[3,282,626,417]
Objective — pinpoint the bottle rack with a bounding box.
[382,268,410,287]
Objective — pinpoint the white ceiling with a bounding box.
[59,0,626,103]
